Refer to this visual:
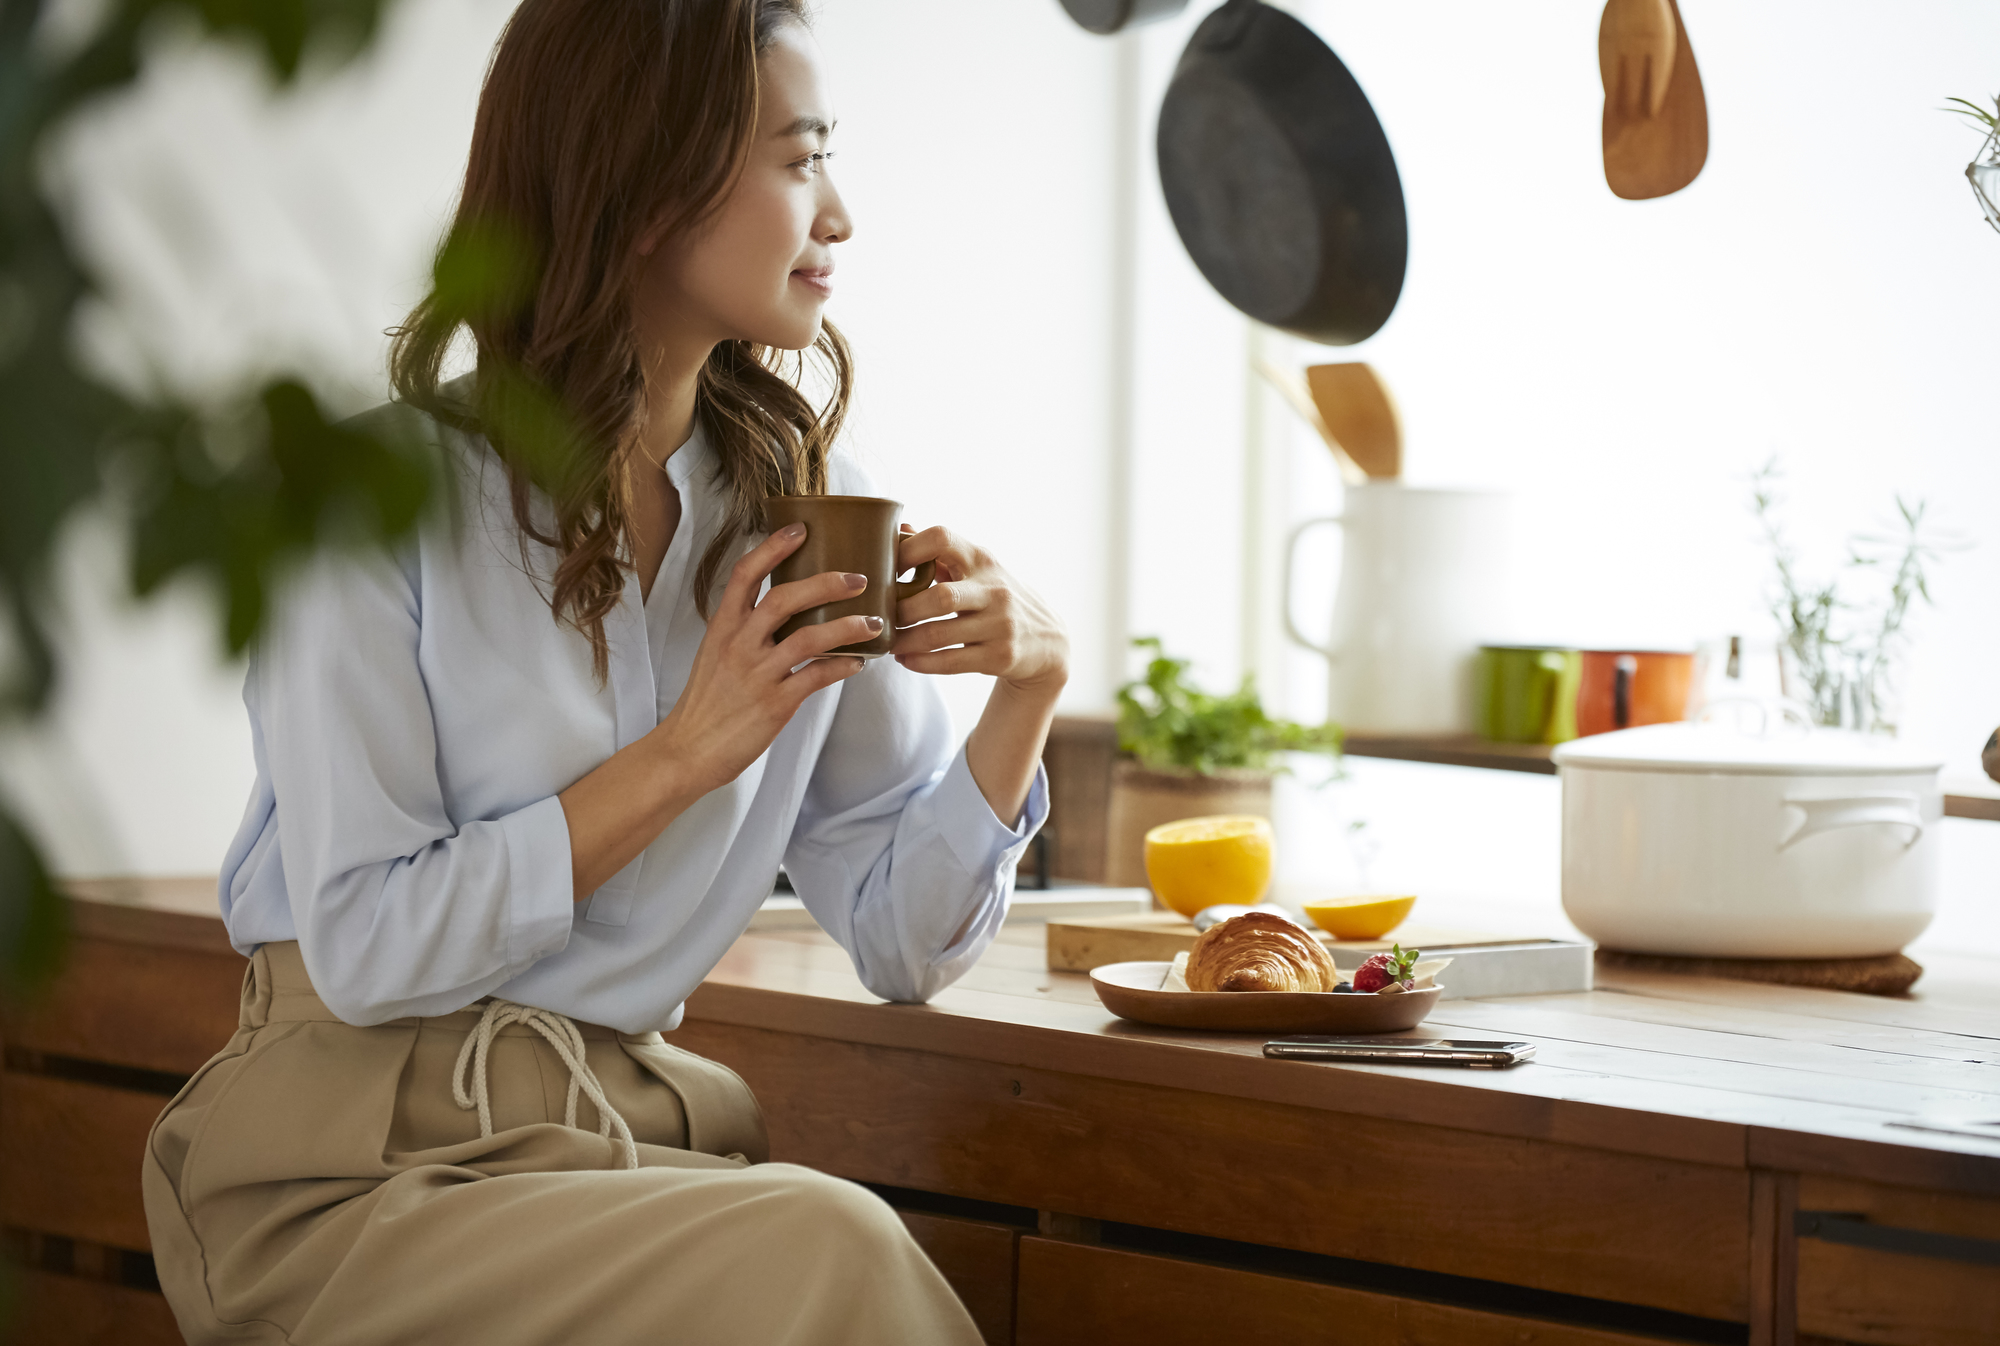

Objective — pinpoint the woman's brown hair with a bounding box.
[390,0,849,677]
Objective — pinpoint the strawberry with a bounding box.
[1352,943,1420,994]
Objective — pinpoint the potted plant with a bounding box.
[1103,638,1342,889]
[1750,462,1958,735]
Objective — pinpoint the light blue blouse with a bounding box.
[216,400,1046,1033]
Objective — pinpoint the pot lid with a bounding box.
[1551,719,1944,776]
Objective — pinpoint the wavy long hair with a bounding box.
[390,0,849,678]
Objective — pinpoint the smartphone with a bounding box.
[1263,1037,1536,1069]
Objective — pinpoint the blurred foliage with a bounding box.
[0,0,438,1004]
[1116,636,1342,776]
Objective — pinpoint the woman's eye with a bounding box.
[794,151,835,176]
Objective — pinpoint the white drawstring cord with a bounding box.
[451,998,639,1170]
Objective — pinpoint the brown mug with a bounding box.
[762,495,937,658]
[1575,649,1695,737]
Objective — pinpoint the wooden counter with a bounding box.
[5,880,1998,1345]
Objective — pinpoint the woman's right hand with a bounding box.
[653,522,876,794]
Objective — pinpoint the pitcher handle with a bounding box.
[1281,516,1345,661]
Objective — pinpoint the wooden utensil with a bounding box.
[1598,0,1675,120]
[1600,0,1707,200]
[1253,356,1366,486]
[1305,362,1401,479]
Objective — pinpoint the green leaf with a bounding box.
[125,378,437,654]
[1115,636,1341,775]
[0,805,68,1002]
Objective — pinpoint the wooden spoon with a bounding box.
[1601,0,1707,200]
[1305,363,1401,480]
[1253,356,1366,486]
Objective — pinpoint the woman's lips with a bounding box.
[791,267,834,297]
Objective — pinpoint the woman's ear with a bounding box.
[636,218,669,258]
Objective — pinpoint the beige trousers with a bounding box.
[142,942,982,1346]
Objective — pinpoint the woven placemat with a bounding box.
[1594,948,1924,997]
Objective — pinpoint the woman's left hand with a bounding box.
[891,526,1068,694]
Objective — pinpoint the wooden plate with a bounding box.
[1088,961,1441,1033]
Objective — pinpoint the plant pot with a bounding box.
[1103,759,1274,892]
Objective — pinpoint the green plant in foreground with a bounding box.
[0,1,592,1006]
[1115,637,1341,775]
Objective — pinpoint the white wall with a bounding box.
[6,0,1128,877]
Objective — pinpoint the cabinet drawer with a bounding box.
[1015,1237,1687,1346]
[1,1071,165,1251]
[1794,1176,2000,1346]
[894,1209,1020,1346]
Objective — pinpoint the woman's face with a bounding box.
[635,24,851,356]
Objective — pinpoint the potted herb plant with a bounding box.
[1104,638,1342,888]
[1750,462,1958,734]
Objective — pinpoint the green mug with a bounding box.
[1476,646,1582,744]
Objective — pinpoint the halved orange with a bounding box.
[1300,894,1417,941]
[1142,815,1274,920]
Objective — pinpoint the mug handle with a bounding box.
[893,530,937,604]
[1281,516,1345,661]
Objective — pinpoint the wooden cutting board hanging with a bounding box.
[1600,0,1707,199]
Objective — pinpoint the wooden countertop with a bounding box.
[690,922,2000,1196]
[56,877,2000,1195]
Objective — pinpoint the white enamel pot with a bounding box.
[1551,706,1943,958]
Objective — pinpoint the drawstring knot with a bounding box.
[451,998,639,1170]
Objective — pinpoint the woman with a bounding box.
[140,1,1066,1342]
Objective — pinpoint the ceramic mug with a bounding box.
[761,495,936,658]
[1575,650,1695,738]
[1475,646,1581,744]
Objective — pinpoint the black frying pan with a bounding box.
[1156,0,1407,344]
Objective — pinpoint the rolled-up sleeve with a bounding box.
[784,659,1048,1004]
[257,545,574,1024]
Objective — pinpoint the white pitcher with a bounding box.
[1282,484,1509,735]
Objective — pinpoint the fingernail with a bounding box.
[844,572,867,589]
[864,616,884,632]
[784,523,806,539]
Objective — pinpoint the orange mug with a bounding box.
[1575,650,1695,737]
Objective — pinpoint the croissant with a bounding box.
[1185,912,1339,993]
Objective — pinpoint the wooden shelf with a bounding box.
[1340,733,2000,821]
[1341,733,1557,776]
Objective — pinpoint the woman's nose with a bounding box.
[818,180,854,245]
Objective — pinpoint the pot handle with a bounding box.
[1281,515,1345,661]
[1779,793,1924,852]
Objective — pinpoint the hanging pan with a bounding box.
[1057,0,1187,34]
[1157,0,1406,345]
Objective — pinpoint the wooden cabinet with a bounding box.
[669,1018,1751,1322]
[0,882,244,1341]
[1014,1237,1684,1346]
[6,884,1998,1346]
[1791,1176,2000,1346]
[895,1209,1023,1346]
